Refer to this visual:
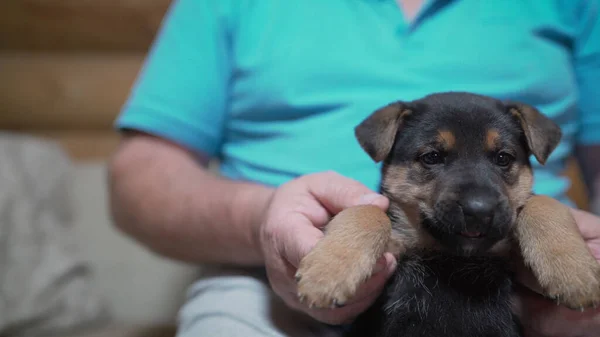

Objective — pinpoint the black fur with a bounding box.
[346,251,522,337]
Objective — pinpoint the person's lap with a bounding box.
[176,266,345,337]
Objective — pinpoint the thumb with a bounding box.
[282,213,325,268]
[571,207,600,240]
[305,171,389,215]
[569,208,600,260]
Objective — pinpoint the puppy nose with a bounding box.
[460,193,497,224]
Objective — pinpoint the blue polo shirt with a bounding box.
[116,0,600,205]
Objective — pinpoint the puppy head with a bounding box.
[356,92,562,255]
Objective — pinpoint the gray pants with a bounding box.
[175,267,346,337]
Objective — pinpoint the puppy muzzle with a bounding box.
[430,188,514,254]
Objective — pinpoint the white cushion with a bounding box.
[0,133,108,336]
[69,161,200,325]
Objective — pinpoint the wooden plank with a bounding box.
[30,130,122,161]
[0,53,143,130]
[0,0,171,51]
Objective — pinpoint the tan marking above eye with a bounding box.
[486,129,500,151]
[437,130,455,149]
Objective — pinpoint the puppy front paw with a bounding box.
[294,205,392,309]
[516,195,600,311]
[538,253,600,311]
[295,242,378,309]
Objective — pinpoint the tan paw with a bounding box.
[295,243,377,309]
[516,195,600,311]
[294,205,392,309]
[538,255,600,311]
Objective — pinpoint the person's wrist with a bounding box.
[253,187,276,260]
[233,182,276,264]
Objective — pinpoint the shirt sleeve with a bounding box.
[114,0,234,157]
[573,0,600,146]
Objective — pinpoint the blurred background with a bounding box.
[0,1,200,337]
[0,1,592,337]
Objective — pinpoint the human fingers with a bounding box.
[570,208,600,259]
[515,284,600,337]
[281,213,326,268]
[303,171,389,216]
[570,207,600,239]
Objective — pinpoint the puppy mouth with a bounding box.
[458,231,485,239]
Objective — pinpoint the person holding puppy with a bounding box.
[108,0,600,336]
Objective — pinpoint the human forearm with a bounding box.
[107,133,274,266]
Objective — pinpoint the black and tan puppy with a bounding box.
[294,92,600,337]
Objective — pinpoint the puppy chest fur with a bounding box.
[347,252,522,337]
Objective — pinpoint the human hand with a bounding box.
[257,171,397,325]
[515,207,600,337]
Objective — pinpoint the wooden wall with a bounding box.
[0,1,171,52]
[0,0,172,160]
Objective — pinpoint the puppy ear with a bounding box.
[504,101,562,165]
[355,102,412,162]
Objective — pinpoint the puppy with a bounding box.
[294,92,600,336]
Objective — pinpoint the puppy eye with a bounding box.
[420,151,445,166]
[495,152,514,167]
